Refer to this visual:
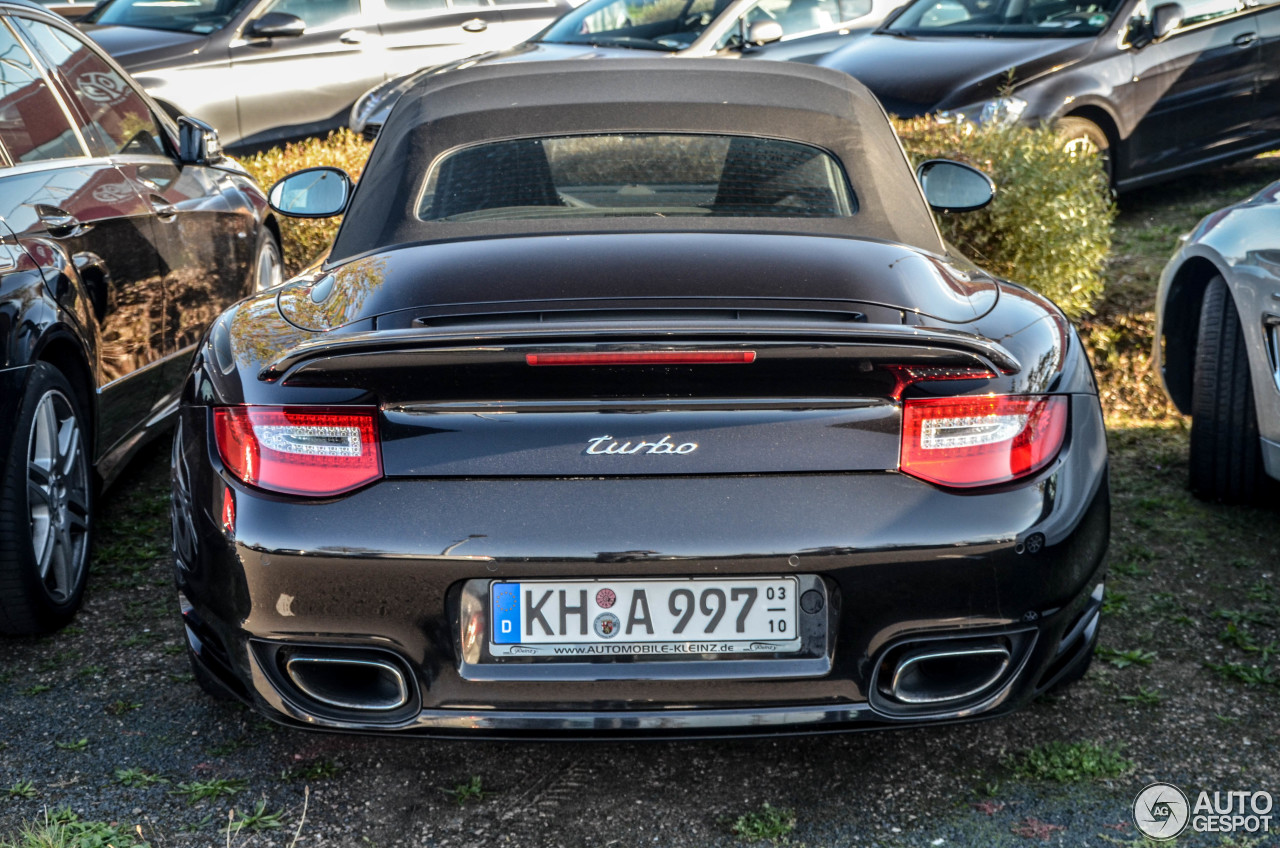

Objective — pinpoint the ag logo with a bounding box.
[77,71,129,106]
[1133,783,1190,840]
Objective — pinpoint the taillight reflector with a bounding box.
[526,351,756,366]
[221,486,235,534]
[213,407,381,496]
[901,395,1067,488]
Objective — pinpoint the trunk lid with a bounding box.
[278,232,998,333]
[267,234,1010,477]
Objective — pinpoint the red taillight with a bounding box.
[213,407,381,496]
[900,395,1067,488]
[526,351,756,366]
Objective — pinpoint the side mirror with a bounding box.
[177,116,223,165]
[268,167,353,218]
[746,19,784,45]
[245,11,306,38]
[1150,2,1183,39]
[917,159,995,213]
[1123,15,1152,48]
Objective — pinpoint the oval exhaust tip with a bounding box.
[284,655,409,712]
[888,643,1011,705]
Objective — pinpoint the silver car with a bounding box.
[77,0,571,148]
[349,0,903,138]
[1155,179,1280,502]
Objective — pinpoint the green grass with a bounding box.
[441,776,489,807]
[1101,589,1131,616]
[0,808,148,848]
[21,684,51,696]
[225,799,286,835]
[1118,686,1165,706]
[105,699,142,716]
[6,780,37,799]
[53,738,88,752]
[1095,646,1157,668]
[281,759,342,781]
[173,777,248,803]
[1207,662,1278,687]
[205,738,247,757]
[730,803,797,842]
[1008,741,1133,783]
[115,768,168,788]
[1216,609,1276,627]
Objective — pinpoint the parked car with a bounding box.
[0,0,280,635]
[1155,180,1280,503]
[818,0,1280,190]
[36,0,98,20]
[349,0,901,138]
[73,0,573,149]
[172,58,1110,737]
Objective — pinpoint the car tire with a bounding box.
[1189,276,1264,503]
[1055,116,1112,184]
[253,230,284,292]
[0,362,93,635]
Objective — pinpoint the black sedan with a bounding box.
[1155,180,1280,503]
[0,0,279,634]
[818,0,1280,190]
[76,0,572,148]
[172,59,1110,737]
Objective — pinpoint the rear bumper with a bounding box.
[174,393,1109,737]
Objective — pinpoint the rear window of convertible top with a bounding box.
[416,133,858,222]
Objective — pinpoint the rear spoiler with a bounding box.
[261,321,1021,385]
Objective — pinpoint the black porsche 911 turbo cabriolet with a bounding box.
[171,59,1110,737]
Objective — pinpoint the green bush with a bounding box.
[239,129,372,275]
[242,122,1114,320]
[895,117,1115,321]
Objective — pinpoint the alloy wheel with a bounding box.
[26,389,90,604]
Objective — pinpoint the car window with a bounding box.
[81,0,259,35]
[262,0,362,29]
[885,0,1127,35]
[417,133,857,221]
[714,0,843,44]
[1178,0,1242,25]
[11,18,164,158]
[0,20,84,163]
[758,0,843,33]
[540,0,724,51]
[837,0,871,17]
[384,0,489,12]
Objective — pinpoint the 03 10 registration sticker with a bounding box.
[489,577,801,657]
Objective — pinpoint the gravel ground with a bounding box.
[3,175,1280,848]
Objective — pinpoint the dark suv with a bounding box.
[0,0,279,634]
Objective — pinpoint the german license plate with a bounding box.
[489,577,800,657]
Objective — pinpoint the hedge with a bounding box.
[894,117,1114,321]
[242,120,1113,320]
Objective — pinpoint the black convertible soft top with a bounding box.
[330,59,944,261]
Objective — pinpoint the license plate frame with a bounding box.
[488,577,802,658]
